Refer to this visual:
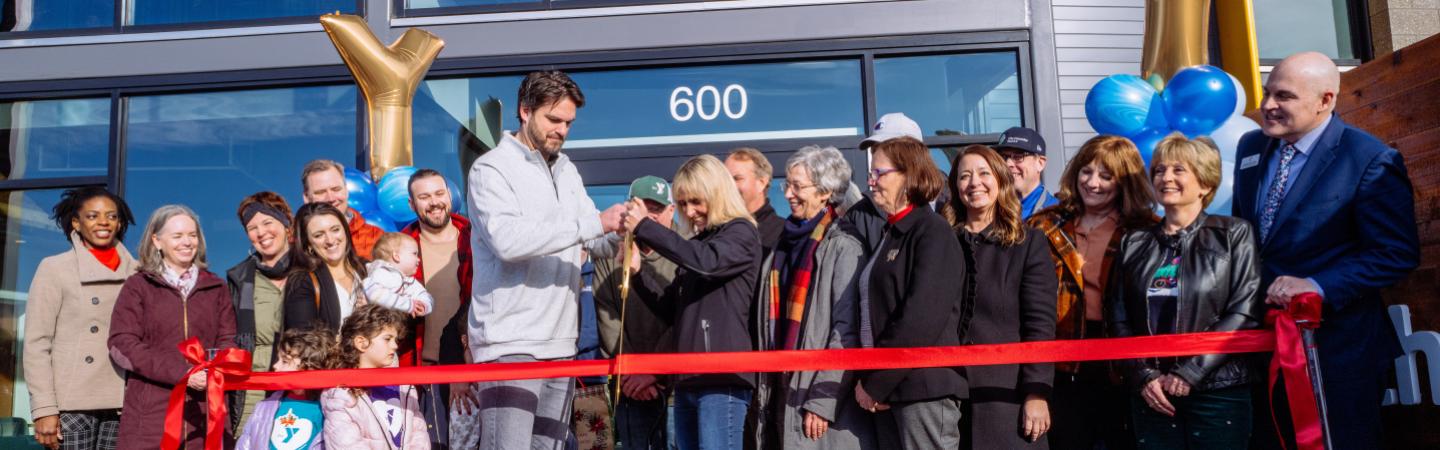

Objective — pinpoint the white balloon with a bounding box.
[1205,115,1260,215]
[1226,73,1248,117]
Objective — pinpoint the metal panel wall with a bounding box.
[1049,0,1145,156]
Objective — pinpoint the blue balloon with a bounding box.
[446,178,465,215]
[377,166,419,223]
[1085,74,1168,137]
[1162,65,1239,137]
[344,168,378,215]
[364,212,398,232]
[1127,128,1173,167]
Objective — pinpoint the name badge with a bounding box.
[1241,154,1261,170]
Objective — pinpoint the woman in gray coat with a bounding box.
[752,146,875,449]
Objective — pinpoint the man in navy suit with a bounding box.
[1233,51,1420,449]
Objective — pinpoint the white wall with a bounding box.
[1049,0,1146,158]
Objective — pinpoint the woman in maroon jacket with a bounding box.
[109,204,237,450]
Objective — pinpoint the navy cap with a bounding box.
[995,127,1046,156]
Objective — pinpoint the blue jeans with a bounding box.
[672,386,751,450]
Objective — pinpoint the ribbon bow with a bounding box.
[161,337,252,450]
[1264,293,1325,450]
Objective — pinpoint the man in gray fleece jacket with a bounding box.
[466,70,625,450]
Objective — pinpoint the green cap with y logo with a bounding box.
[629,175,672,206]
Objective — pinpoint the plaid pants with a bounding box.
[58,410,120,450]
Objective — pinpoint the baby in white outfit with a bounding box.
[363,232,433,317]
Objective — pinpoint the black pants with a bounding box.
[419,383,452,449]
[1049,366,1135,450]
[1130,385,1252,450]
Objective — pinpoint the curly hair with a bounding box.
[50,186,135,242]
[329,304,408,395]
[276,327,336,371]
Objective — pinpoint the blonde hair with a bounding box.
[138,204,209,275]
[673,154,756,231]
[1150,133,1222,208]
[370,232,413,264]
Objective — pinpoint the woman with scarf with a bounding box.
[752,146,874,449]
[225,192,296,430]
[109,205,237,450]
[25,187,137,450]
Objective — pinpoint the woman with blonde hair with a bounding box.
[1106,134,1261,449]
[1027,135,1157,450]
[620,154,763,450]
[109,205,237,450]
[941,144,1057,449]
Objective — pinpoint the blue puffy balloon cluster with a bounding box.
[1084,65,1238,165]
[345,166,464,231]
[1085,65,1259,215]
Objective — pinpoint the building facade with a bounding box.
[0,0,1398,442]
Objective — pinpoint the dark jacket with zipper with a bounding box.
[632,217,762,389]
[109,269,237,450]
[860,206,967,403]
[1106,213,1263,392]
[224,257,284,432]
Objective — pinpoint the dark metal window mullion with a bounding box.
[108,91,128,195]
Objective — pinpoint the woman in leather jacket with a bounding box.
[1105,134,1263,450]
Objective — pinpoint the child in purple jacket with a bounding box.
[236,327,336,450]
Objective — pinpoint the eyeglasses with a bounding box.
[999,151,1033,163]
[868,167,900,180]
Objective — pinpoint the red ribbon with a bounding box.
[1266,293,1325,450]
[184,324,1322,450]
[160,338,251,450]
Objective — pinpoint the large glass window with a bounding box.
[122,85,358,268]
[1,98,110,181]
[0,188,73,431]
[0,0,113,32]
[874,52,1023,137]
[1254,0,1358,60]
[125,0,358,27]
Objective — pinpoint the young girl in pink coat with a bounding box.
[320,304,428,449]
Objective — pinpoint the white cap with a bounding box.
[860,112,924,149]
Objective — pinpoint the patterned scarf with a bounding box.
[767,207,835,350]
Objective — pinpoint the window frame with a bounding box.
[0,29,1035,193]
[0,0,366,39]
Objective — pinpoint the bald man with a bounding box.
[1232,52,1419,449]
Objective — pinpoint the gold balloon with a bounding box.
[1141,0,1211,87]
[320,14,444,181]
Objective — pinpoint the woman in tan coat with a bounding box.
[23,187,138,450]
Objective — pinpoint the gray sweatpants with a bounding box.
[474,354,576,450]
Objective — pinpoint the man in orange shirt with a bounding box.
[300,159,384,260]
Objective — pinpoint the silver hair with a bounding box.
[138,204,209,275]
[787,145,853,205]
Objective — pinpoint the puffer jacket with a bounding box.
[1105,214,1263,392]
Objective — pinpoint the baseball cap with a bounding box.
[995,127,1046,156]
[629,175,672,206]
[860,112,924,149]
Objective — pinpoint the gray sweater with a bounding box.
[466,133,614,361]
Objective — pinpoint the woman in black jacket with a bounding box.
[283,202,369,332]
[621,154,762,450]
[941,145,1058,448]
[852,137,967,449]
[225,192,296,429]
[1106,134,1262,450]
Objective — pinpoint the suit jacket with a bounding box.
[1232,114,1419,374]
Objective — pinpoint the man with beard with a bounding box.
[467,70,627,450]
[725,148,784,256]
[402,168,474,449]
[300,159,385,260]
